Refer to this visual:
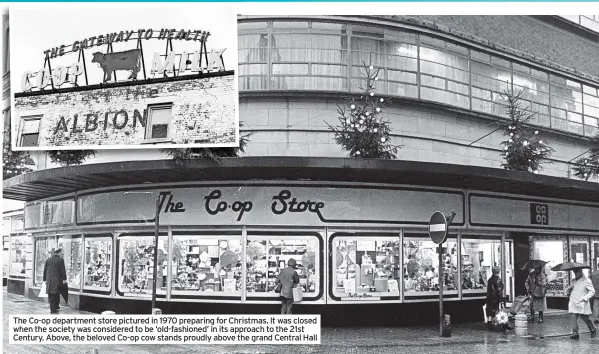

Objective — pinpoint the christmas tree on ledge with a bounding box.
[572,134,599,181]
[3,131,35,179]
[47,150,96,166]
[328,63,400,159]
[500,90,553,173]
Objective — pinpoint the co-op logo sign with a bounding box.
[21,28,226,92]
[158,190,325,221]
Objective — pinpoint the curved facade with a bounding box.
[4,16,599,325]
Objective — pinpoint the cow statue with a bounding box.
[92,49,142,83]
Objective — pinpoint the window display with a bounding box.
[531,238,567,296]
[592,241,599,272]
[404,236,458,295]
[118,236,168,297]
[570,240,590,277]
[10,236,27,277]
[246,235,320,297]
[63,236,82,289]
[84,236,112,291]
[34,236,61,287]
[332,235,400,299]
[171,235,242,296]
[460,238,501,294]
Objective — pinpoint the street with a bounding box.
[3,289,598,354]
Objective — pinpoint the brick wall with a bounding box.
[240,96,593,180]
[14,74,237,148]
[407,15,599,78]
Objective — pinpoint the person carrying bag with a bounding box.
[276,258,299,315]
[526,267,548,323]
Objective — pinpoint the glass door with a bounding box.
[504,240,514,302]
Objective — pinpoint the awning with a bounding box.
[3,157,598,203]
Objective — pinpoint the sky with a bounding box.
[10,3,237,93]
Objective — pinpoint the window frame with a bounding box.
[18,114,42,147]
[144,103,174,143]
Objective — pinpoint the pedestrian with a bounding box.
[591,270,599,324]
[567,268,597,339]
[525,266,548,323]
[42,248,67,314]
[486,266,512,331]
[276,258,299,315]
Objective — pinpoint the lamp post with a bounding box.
[124,191,161,314]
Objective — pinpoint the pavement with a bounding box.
[3,288,599,354]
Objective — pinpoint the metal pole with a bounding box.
[439,242,443,337]
[151,194,160,313]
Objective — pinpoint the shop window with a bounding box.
[84,236,112,291]
[403,235,458,296]
[33,236,61,287]
[117,235,168,297]
[63,235,82,290]
[19,116,42,147]
[246,234,320,297]
[592,240,599,272]
[3,235,8,251]
[531,237,567,297]
[146,104,172,140]
[10,236,27,277]
[570,239,590,277]
[460,238,501,294]
[171,234,242,296]
[331,234,400,300]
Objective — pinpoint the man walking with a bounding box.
[567,268,596,339]
[276,258,299,315]
[43,248,67,314]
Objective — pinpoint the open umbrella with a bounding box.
[551,262,591,271]
[521,259,548,270]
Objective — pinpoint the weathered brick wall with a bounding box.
[404,15,599,79]
[240,96,593,180]
[14,74,236,148]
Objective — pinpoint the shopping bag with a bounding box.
[274,283,282,293]
[482,304,487,323]
[38,282,48,298]
[293,287,303,302]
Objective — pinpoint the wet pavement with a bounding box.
[4,289,598,354]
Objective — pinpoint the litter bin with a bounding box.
[514,314,528,336]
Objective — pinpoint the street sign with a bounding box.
[429,211,448,245]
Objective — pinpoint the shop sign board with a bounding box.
[75,185,466,227]
[428,211,448,245]
[469,193,599,232]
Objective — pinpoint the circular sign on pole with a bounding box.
[429,211,448,245]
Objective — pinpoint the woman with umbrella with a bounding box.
[552,262,597,339]
[523,260,548,323]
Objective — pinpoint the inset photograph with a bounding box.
[10,4,238,150]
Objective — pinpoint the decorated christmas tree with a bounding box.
[500,90,553,173]
[161,122,252,164]
[572,134,599,181]
[328,63,400,159]
[3,130,35,179]
[47,150,96,166]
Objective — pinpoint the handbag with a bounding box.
[274,283,282,293]
[292,287,303,302]
[38,282,48,298]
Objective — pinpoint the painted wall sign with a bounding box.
[470,193,599,232]
[75,185,466,227]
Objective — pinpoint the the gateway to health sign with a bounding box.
[9,4,239,150]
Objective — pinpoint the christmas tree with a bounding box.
[47,150,96,166]
[3,130,35,179]
[161,122,252,164]
[572,134,599,181]
[328,63,400,159]
[500,90,553,173]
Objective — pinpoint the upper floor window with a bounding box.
[146,104,172,140]
[19,115,41,147]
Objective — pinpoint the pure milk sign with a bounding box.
[21,28,226,92]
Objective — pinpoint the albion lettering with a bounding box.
[53,109,146,135]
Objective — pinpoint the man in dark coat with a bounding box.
[276,258,299,314]
[43,248,67,314]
